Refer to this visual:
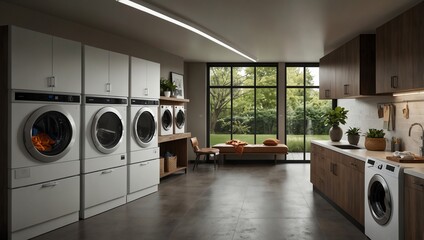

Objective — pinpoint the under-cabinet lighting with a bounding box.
[116,0,257,62]
[393,91,424,97]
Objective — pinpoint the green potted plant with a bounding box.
[364,128,386,151]
[345,127,361,145]
[160,78,177,97]
[322,106,349,142]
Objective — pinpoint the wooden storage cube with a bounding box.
[160,157,165,174]
[165,156,177,172]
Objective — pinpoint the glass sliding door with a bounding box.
[286,64,332,161]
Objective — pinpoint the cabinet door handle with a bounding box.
[391,76,398,88]
[48,76,56,87]
[144,88,149,96]
[106,83,111,92]
[344,84,349,95]
[42,181,58,188]
[330,163,333,173]
[413,182,424,187]
[325,89,330,98]
[333,163,337,176]
[101,169,114,174]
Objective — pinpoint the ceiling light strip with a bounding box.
[117,0,256,62]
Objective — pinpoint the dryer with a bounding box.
[159,105,173,135]
[80,95,127,219]
[127,98,160,202]
[173,105,186,134]
[9,91,80,240]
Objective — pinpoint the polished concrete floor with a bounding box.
[34,163,368,240]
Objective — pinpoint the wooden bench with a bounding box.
[212,143,289,164]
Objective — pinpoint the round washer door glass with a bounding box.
[368,174,392,225]
[176,110,185,129]
[135,108,156,147]
[24,106,75,162]
[162,109,172,130]
[92,107,124,154]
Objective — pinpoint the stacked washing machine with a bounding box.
[127,56,160,202]
[7,26,82,239]
[80,45,129,219]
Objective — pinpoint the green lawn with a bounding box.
[210,134,329,152]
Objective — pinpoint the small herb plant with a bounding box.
[345,127,361,136]
[323,106,349,126]
[160,78,177,92]
[365,129,385,138]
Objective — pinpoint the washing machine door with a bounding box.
[92,107,124,154]
[162,108,172,131]
[368,174,392,225]
[134,107,156,147]
[24,105,76,162]
[175,109,185,129]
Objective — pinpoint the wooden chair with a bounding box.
[190,137,220,170]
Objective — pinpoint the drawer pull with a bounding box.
[42,181,58,188]
[140,162,149,166]
[101,169,114,174]
[413,182,424,187]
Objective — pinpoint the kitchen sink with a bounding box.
[333,145,362,150]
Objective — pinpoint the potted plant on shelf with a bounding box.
[345,127,361,145]
[323,106,349,142]
[160,78,177,97]
[364,128,386,151]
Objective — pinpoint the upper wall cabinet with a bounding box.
[10,26,82,93]
[130,57,160,99]
[83,45,129,97]
[376,1,424,94]
[319,51,336,99]
[319,34,376,99]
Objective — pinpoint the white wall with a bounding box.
[339,94,424,154]
[0,1,184,78]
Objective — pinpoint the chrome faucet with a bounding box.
[408,123,424,157]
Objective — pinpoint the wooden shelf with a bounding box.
[158,132,191,143]
[160,166,187,178]
[159,96,190,103]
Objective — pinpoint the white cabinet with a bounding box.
[83,45,129,97]
[128,159,159,194]
[130,57,160,99]
[10,26,81,93]
[11,176,79,232]
[82,166,126,213]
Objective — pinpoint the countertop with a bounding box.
[404,167,424,179]
[312,140,424,179]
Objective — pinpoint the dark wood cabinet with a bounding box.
[310,143,364,226]
[376,1,424,93]
[319,34,375,99]
[319,52,336,99]
[404,174,424,240]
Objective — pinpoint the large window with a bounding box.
[285,64,332,161]
[208,64,278,146]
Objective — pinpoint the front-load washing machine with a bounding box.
[159,105,173,136]
[173,105,186,134]
[9,90,80,240]
[127,98,160,202]
[80,95,128,219]
[365,158,403,240]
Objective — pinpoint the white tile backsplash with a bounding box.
[338,94,424,155]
